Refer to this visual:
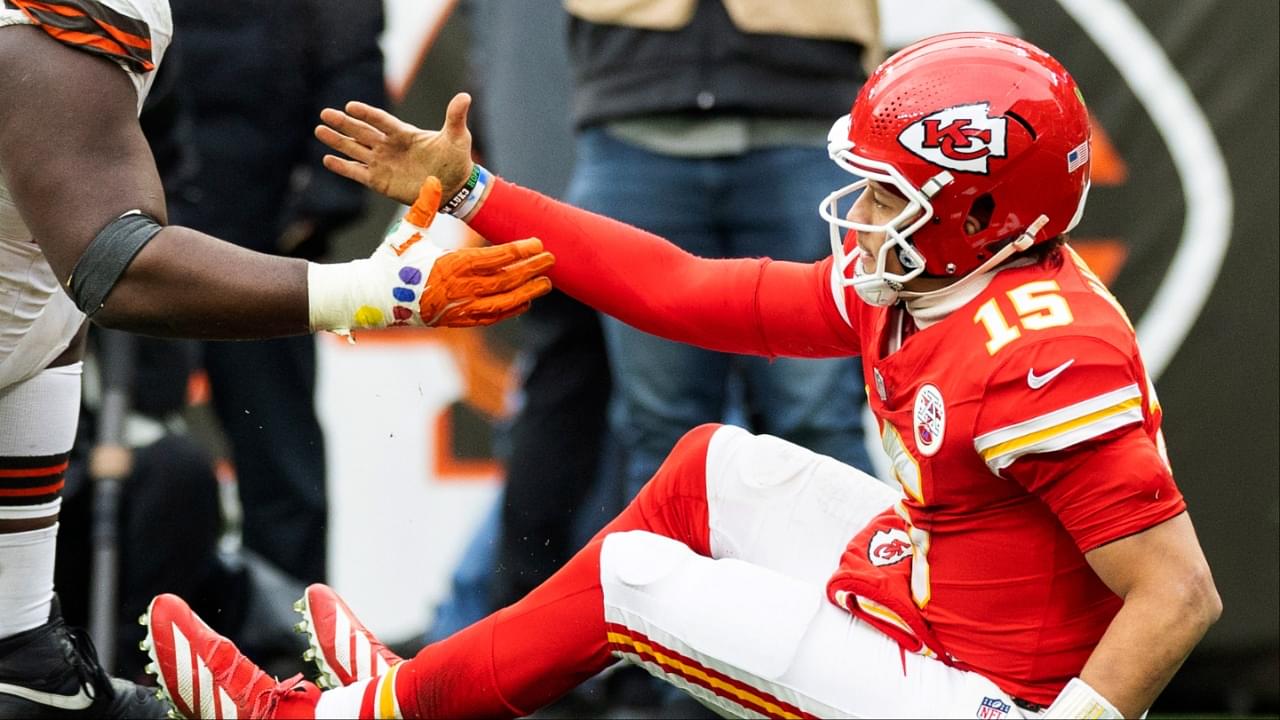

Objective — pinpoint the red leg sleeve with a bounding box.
[392,424,721,718]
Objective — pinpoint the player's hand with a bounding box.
[418,240,554,327]
[370,177,553,328]
[309,176,553,334]
[316,93,476,207]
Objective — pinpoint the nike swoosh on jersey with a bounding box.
[0,681,94,710]
[1026,359,1075,389]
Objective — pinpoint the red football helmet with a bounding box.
[819,33,1091,307]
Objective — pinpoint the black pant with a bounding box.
[203,335,327,584]
[56,434,247,680]
[489,291,613,608]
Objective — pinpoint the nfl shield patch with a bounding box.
[977,696,1011,719]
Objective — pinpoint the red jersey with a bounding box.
[469,178,1186,707]
[824,247,1184,704]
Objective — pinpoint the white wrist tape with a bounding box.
[307,214,446,336]
[1043,677,1124,719]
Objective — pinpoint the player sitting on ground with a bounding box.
[140,32,1220,719]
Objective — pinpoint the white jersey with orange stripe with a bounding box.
[0,0,172,112]
[0,0,171,389]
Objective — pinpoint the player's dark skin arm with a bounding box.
[0,26,310,340]
[1080,511,1221,717]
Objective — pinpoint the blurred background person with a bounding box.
[166,0,387,587]
[563,0,881,509]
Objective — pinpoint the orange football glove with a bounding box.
[308,177,553,334]
[419,239,554,327]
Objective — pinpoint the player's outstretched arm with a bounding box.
[0,26,308,338]
[0,28,549,339]
[317,93,859,358]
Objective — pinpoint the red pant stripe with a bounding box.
[605,623,816,720]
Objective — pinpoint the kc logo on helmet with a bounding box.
[898,103,1007,174]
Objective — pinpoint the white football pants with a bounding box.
[598,424,1031,719]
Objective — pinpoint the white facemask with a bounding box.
[820,116,941,311]
[850,247,904,306]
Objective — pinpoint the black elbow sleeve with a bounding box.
[66,211,163,316]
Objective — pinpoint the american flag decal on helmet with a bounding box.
[1067,140,1090,172]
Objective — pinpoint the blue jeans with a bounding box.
[566,128,872,499]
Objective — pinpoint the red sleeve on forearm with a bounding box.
[469,177,858,357]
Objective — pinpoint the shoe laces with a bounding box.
[249,673,307,717]
[64,627,107,703]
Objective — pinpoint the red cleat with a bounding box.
[293,584,402,689]
[141,594,319,718]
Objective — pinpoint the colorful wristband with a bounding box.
[441,164,491,220]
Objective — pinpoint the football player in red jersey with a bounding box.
[142,32,1220,719]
